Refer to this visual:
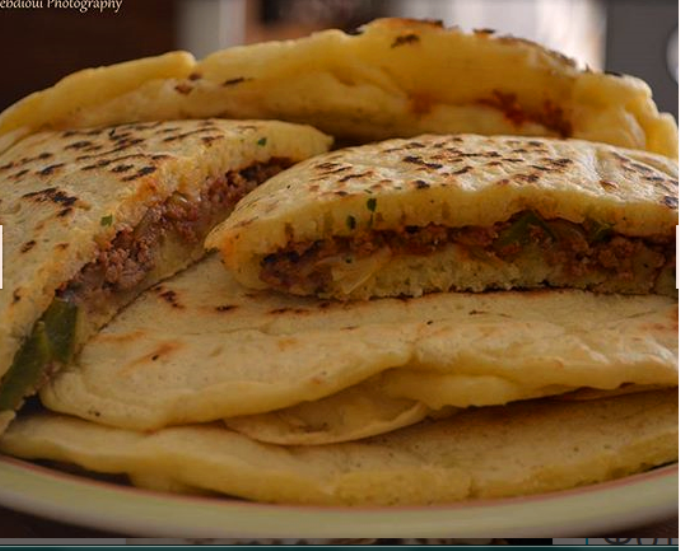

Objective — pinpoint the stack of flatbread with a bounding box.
[0,19,676,508]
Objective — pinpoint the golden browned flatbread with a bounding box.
[0,20,675,157]
[0,120,330,431]
[207,134,677,300]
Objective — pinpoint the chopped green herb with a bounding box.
[257,137,267,146]
[100,214,114,227]
[346,215,356,230]
[367,198,377,212]
[0,297,78,412]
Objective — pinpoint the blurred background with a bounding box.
[0,0,676,117]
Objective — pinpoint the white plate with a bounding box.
[0,456,676,537]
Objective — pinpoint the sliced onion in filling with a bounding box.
[260,211,675,298]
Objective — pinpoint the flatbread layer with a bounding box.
[0,120,330,427]
[0,19,675,157]
[207,134,677,300]
[549,384,672,402]
[379,372,673,410]
[226,373,583,445]
[0,52,196,154]
[223,378,435,445]
[3,390,677,505]
[39,256,677,431]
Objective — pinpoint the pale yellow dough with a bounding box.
[39,256,678,431]
[0,120,330,392]
[0,19,675,157]
[206,133,677,299]
[2,390,676,505]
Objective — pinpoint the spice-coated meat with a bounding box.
[61,161,287,304]
[260,212,673,295]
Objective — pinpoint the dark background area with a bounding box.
[604,0,678,119]
[0,0,176,112]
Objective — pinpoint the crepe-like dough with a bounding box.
[0,52,195,154]
[226,380,667,446]
[549,384,671,402]
[0,19,675,157]
[3,391,677,505]
[0,120,331,428]
[39,256,678,431]
[223,379,436,445]
[206,134,677,299]
[225,375,580,445]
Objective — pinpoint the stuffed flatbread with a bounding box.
[0,119,331,430]
[207,134,677,300]
[0,20,675,157]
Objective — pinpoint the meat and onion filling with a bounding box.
[260,211,676,297]
[0,160,290,413]
[59,160,288,320]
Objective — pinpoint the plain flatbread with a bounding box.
[206,134,677,300]
[548,384,671,402]
[0,52,195,154]
[225,375,576,445]
[379,373,674,409]
[3,390,677,505]
[0,19,675,157]
[0,120,330,428]
[223,378,436,445]
[232,377,660,441]
[39,256,678,431]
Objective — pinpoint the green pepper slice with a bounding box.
[0,298,78,412]
[42,297,78,364]
[586,218,614,244]
[495,211,555,250]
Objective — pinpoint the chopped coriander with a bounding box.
[366,198,377,212]
[346,215,356,230]
[100,214,114,227]
[257,137,267,146]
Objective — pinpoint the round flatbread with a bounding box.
[223,379,436,445]
[0,19,675,157]
[39,256,678,431]
[207,134,677,300]
[0,120,330,430]
[2,390,676,505]
[0,52,195,152]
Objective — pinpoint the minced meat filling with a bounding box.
[60,160,289,306]
[260,211,675,295]
[0,161,291,415]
